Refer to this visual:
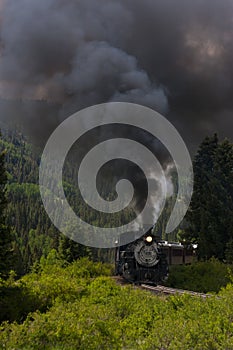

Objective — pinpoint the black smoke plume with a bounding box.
[1,0,233,149]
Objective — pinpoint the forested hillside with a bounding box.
[0,129,119,273]
[0,129,180,274]
[2,129,233,274]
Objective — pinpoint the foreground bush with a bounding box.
[2,255,233,349]
[1,276,233,349]
[0,253,113,323]
[165,258,233,293]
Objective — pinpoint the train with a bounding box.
[115,227,197,285]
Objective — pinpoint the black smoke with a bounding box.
[0,0,233,150]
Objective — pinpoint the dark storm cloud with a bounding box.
[0,0,233,148]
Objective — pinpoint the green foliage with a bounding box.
[2,259,233,349]
[0,273,41,323]
[57,234,92,263]
[0,133,14,278]
[165,258,233,293]
[186,134,233,260]
[0,256,112,324]
[0,130,125,272]
[225,239,233,263]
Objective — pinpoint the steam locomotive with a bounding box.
[115,228,197,285]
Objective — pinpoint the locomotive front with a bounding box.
[115,230,168,285]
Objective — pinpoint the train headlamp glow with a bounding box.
[145,236,153,243]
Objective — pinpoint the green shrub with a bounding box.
[2,258,233,349]
[2,276,233,349]
[165,258,233,293]
[0,277,40,323]
[0,256,112,324]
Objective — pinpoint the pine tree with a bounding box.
[186,134,233,260]
[0,145,13,277]
[212,139,233,258]
[58,234,92,263]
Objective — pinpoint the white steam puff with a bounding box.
[39,102,193,248]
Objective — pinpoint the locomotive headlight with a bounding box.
[145,235,153,243]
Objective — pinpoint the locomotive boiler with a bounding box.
[115,229,168,285]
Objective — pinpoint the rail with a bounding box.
[113,276,213,298]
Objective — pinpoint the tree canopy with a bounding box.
[0,136,13,277]
[185,134,233,260]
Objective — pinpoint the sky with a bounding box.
[0,0,233,152]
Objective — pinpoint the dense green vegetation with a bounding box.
[1,257,233,350]
[0,130,119,273]
[185,134,233,261]
[0,254,113,324]
[166,258,233,293]
[0,137,14,278]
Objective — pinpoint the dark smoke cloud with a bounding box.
[0,0,233,150]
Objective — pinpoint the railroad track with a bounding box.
[113,276,212,298]
[140,284,212,298]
